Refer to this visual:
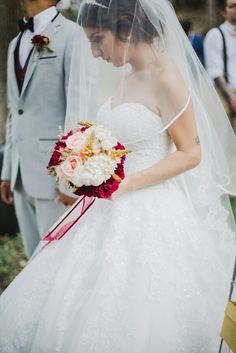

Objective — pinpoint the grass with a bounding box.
[0,234,27,294]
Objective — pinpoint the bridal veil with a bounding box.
[66,0,236,231]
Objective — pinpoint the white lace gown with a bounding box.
[0,100,235,353]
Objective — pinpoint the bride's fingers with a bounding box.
[54,195,62,204]
[54,195,69,207]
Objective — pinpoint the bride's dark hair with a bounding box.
[78,0,159,43]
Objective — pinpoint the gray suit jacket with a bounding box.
[1,14,78,200]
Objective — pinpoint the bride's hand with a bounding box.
[109,177,133,201]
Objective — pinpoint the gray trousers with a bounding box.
[14,173,65,259]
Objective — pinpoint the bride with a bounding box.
[0,0,236,352]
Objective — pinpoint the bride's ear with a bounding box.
[115,14,134,42]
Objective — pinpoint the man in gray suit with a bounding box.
[0,0,77,258]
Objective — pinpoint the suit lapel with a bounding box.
[20,13,64,97]
[9,34,21,98]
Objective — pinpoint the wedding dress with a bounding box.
[0,98,235,353]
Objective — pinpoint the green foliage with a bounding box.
[0,234,26,294]
[231,198,236,222]
[60,8,78,22]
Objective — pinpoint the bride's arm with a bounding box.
[112,98,201,199]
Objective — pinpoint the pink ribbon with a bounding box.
[30,196,95,260]
[42,196,95,244]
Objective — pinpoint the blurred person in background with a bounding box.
[180,19,205,66]
[204,0,236,133]
[0,0,77,258]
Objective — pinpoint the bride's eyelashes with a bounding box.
[90,35,104,44]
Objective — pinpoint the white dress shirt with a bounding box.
[204,21,236,90]
[19,6,58,68]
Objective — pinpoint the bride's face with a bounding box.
[85,28,130,67]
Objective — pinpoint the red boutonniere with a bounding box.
[31,35,54,53]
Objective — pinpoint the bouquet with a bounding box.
[47,121,130,199]
[31,121,131,254]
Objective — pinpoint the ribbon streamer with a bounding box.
[43,196,95,243]
[31,196,95,260]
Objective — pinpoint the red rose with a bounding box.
[47,150,61,168]
[31,35,53,53]
[115,142,125,151]
[47,138,67,168]
[80,127,88,132]
[55,140,66,150]
[31,35,49,45]
[74,177,120,199]
[61,130,74,141]
[115,161,125,179]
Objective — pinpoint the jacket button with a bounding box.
[18,109,24,115]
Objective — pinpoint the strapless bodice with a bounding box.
[97,98,173,173]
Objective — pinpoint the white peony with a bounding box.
[86,125,117,151]
[70,166,90,187]
[69,154,117,187]
[83,154,117,185]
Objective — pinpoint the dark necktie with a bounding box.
[18,17,34,33]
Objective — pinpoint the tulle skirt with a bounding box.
[0,181,235,353]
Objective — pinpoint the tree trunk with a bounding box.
[206,0,218,27]
[0,0,21,144]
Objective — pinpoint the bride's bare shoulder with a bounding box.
[152,63,186,92]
